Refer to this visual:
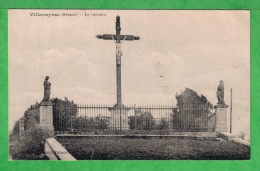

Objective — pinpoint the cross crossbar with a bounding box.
[96,34,140,41]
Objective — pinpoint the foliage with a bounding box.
[175,88,213,108]
[156,118,170,130]
[173,88,214,131]
[9,119,20,137]
[129,110,156,130]
[9,101,43,160]
[23,102,40,130]
[73,115,108,131]
[10,127,51,160]
[52,97,77,131]
[9,100,53,160]
[9,97,77,160]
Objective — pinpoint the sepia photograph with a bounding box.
[8,9,250,160]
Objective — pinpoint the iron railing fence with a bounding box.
[53,103,215,133]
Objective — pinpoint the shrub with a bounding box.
[73,115,108,131]
[129,111,155,130]
[10,127,52,160]
[10,97,77,160]
[156,118,170,130]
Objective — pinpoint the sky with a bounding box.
[8,10,250,139]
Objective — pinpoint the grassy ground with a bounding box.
[57,136,250,160]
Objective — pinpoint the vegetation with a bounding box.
[129,110,156,130]
[10,127,50,160]
[73,115,109,131]
[175,88,213,108]
[9,97,75,160]
[58,137,250,160]
[23,102,40,130]
[156,118,170,130]
[173,88,214,131]
[52,97,77,131]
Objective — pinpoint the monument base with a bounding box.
[40,101,54,132]
[214,104,229,132]
[108,103,130,130]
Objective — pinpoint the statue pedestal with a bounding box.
[214,104,229,132]
[108,103,130,130]
[40,101,54,132]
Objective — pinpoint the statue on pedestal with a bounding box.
[43,76,51,101]
[217,80,225,105]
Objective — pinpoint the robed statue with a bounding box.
[43,76,51,101]
[217,80,225,105]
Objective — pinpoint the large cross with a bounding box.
[96,16,140,105]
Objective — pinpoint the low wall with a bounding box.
[44,137,76,160]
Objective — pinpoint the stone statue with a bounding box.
[217,80,225,105]
[43,76,51,101]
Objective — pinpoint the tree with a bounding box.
[23,102,40,130]
[173,88,213,131]
[175,88,213,108]
[52,97,77,131]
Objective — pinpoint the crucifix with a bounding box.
[96,16,140,105]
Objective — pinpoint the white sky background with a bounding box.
[8,10,250,140]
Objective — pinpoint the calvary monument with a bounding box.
[96,16,140,130]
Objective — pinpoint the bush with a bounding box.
[9,97,78,160]
[73,116,108,131]
[129,111,155,130]
[156,118,170,130]
[10,127,52,160]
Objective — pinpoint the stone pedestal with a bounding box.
[214,104,229,132]
[108,103,130,130]
[40,101,54,131]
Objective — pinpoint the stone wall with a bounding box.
[44,137,76,160]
